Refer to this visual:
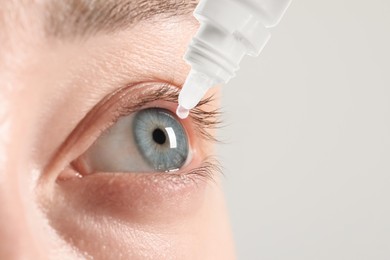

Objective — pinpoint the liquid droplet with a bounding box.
[176,105,190,119]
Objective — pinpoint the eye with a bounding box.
[49,83,221,183]
[76,107,189,174]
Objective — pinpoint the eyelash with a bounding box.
[68,82,223,182]
[185,156,223,183]
[114,83,223,142]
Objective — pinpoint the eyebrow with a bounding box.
[44,0,197,39]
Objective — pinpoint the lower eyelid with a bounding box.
[55,159,214,224]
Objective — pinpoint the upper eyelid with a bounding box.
[115,83,223,142]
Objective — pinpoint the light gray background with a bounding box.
[219,0,390,259]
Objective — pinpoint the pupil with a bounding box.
[152,128,166,145]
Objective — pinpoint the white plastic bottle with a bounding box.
[176,0,292,119]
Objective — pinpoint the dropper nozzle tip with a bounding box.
[176,105,190,119]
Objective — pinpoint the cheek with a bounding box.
[44,176,231,259]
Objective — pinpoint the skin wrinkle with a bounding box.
[44,0,198,39]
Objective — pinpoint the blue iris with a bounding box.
[132,108,189,171]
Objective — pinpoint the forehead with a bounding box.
[1,0,197,39]
[0,0,197,67]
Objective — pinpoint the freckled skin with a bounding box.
[0,1,235,259]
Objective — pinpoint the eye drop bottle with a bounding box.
[176,0,292,119]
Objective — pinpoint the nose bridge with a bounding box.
[0,170,45,259]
